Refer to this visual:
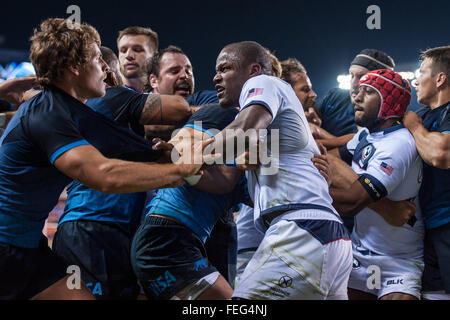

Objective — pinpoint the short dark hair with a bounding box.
[100,46,123,87]
[143,45,187,92]
[421,46,450,77]
[117,26,159,51]
[100,46,118,66]
[145,45,186,77]
[225,41,272,76]
[280,58,307,84]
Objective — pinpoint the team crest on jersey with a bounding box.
[357,144,375,169]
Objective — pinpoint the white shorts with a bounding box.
[349,243,424,299]
[232,218,353,300]
[235,250,257,289]
[170,271,220,300]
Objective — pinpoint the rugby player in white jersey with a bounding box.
[329,69,425,300]
[211,41,352,300]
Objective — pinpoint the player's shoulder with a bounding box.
[243,74,287,88]
[373,125,417,155]
[186,90,219,106]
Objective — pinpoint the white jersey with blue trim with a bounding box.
[347,126,424,259]
[239,75,340,232]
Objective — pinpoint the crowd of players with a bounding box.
[0,18,449,301]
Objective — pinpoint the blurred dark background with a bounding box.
[1,0,449,107]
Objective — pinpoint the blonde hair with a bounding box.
[30,18,101,88]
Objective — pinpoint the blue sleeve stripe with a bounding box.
[50,140,90,164]
[442,131,450,134]
[242,100,273,117]
[359,173,388,201]
[183,124,215,138]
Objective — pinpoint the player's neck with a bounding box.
[372,118,401,132]
[123,77,145,93]
[430,89,450,110]
[53,82,88,104]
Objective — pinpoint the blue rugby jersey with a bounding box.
[186,90,219,106]
[318,87,358,136]
[146,104,250,242]
[59,87,151,234]
[0,86,160,248]
[416,102,450,229]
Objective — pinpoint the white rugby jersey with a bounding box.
[346,126,424,259]
[239,75,340,232]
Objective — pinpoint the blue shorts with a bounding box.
[131,215,217,300]
[422,222,450,293]
[52,220,140,299]
[0,236,67,299]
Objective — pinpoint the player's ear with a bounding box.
[149,74,159,90]
[67,64,80,76]
[249,63,261,77]
[436,72,447,89]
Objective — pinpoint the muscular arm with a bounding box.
[212,104,273,163]
[330,179,374,217]
[194,165,244,194]
[404,111,450,169]
[329,153,416,226]
[0,75,37,104]
[53,144,205,193]
[316,133,355,150]
[139,94,191,125]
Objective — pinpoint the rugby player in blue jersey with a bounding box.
[51,46,197,300]
[0,18,212,300]
[404,46,450,300]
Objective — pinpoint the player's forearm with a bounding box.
[329,178,374,217]
[328,153,358,189]
[194,165,243,194]
[140,94,191,125]
[161,95,192,124]
[316,134,355,150]
[411,125,450,169]
[329,187,363,217]
[80,159,186,194]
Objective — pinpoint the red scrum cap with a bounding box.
[359,69,412,120]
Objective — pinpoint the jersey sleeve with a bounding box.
[26,107,89,164]
[239,76,283,121]
[440,108,450,133]
[359,135,418,200]
[111,87,148,124]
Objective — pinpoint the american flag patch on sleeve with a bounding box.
[379,162,394,176]
[247,88,264,99]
